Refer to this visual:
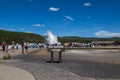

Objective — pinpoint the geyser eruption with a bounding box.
[46,31,58,45]
[46,31,65,63]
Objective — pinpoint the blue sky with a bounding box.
[0,0,120,37]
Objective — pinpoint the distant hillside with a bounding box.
[58,36,120,43]
[0,30,120,44]
[0,30,45,44]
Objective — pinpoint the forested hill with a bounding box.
[58,36,120,43]
[0,29,120,44]
[0,30,45,44]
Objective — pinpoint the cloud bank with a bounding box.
[95,30,120,37]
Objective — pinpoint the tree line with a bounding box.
[0,29,120,45]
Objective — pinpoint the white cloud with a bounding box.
[49,7,60,12]
[64,16,74,21]
[95,30,120,37]
[32,24,45,27]
[84,2,92,7]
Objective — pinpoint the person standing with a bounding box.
[5,45,8,53]
[2,42,6,53]
[24,42,29,53]
[11,41,15,52]
[16,43,19,50]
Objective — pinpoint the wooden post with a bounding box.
[59,51,62,63]
[46,47,65,63]
[51,51,54,62]
[22,41,24,54]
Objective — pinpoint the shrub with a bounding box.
[3,54,11,59]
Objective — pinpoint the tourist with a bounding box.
[11,41,15,52]
[5,45,8,53]
[16,43,19,50]
[1,42,6,53]
[24,42,29,53]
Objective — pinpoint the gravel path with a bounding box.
[1,49,120,80]
[0,61,86,80]
[0,49,89,80]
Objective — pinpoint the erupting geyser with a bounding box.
[46,30,58,45]
[46,30,65,63]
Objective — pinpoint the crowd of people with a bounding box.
[1,41,95,53]
[1,41,47,53]
[63,42,94,48]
